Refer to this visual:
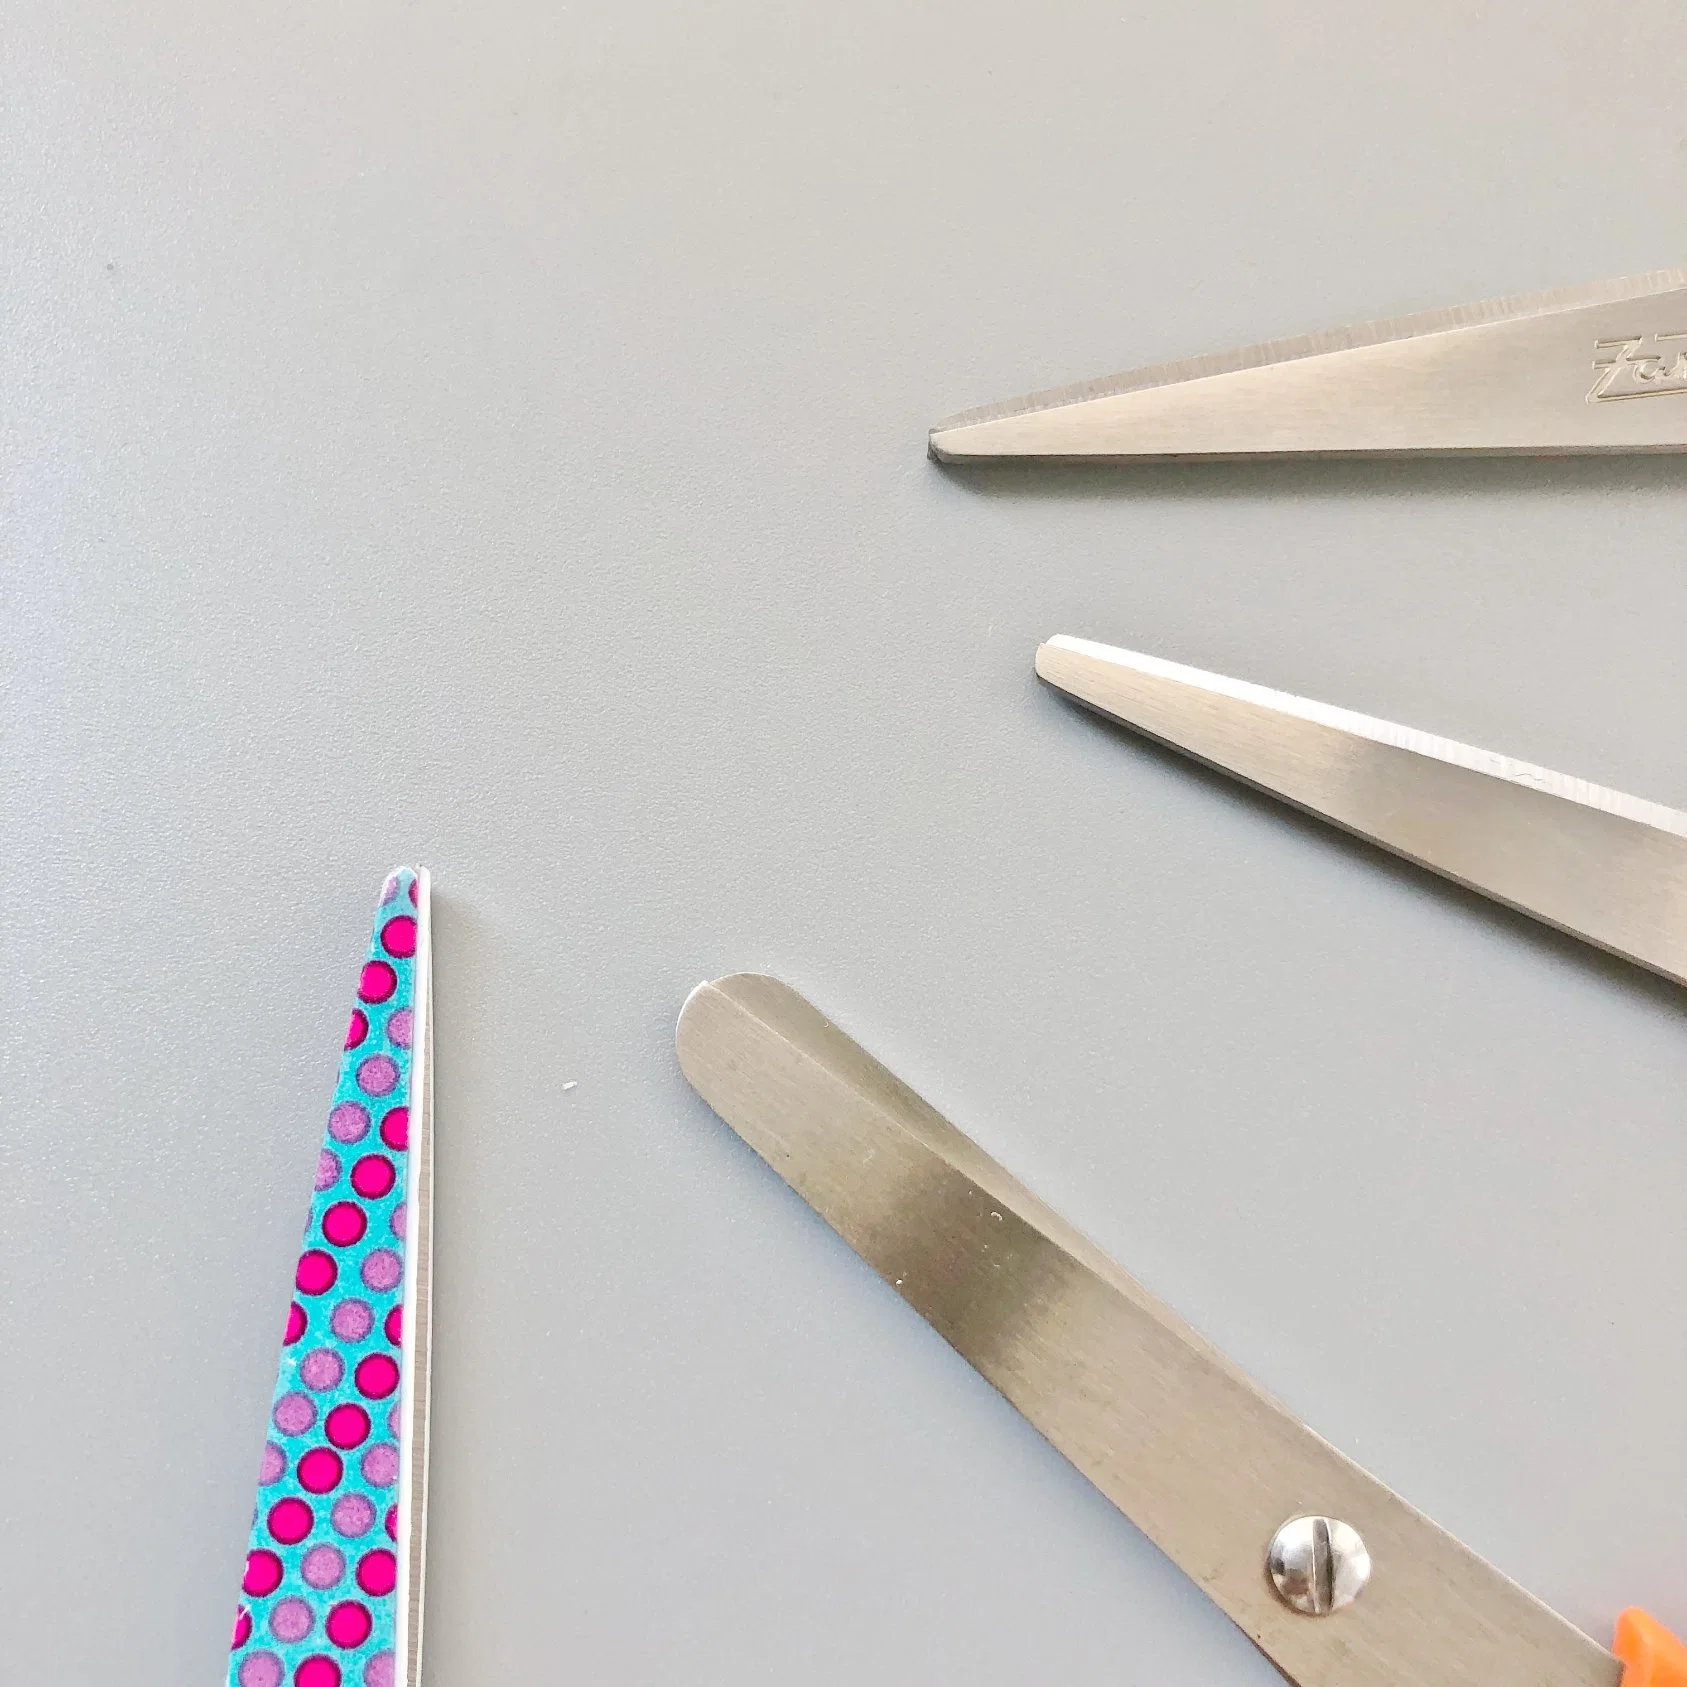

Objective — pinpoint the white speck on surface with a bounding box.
[563,1081,578,1091]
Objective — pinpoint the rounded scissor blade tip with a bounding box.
[675,979,722,1088]
[676,974,785,1062]
[677,975,721,1029]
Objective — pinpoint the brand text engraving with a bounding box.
[1588,334,1687,401]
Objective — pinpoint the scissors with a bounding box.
[929,269,1687,463]
[676,644,1687,1687]
[225,869,434,1687]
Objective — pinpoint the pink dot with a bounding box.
[385,1008,413,1050]
[358,962,397,1004]
[296,1250,337,1296]
[363,1655,395,1687]
[284,1303,306,1345]
[326,1602,373,1649]
[244,1550,283,1597]
[273,1392,316,1436]
[302,1543,346,1589]
[331,1493,376,1538]
[407,878,418,906]
[356,1055,399,1098]
[238,1652,283,1687]
[384,1306,401,1346]
[297,1447,344,1494]
[330,1298,374,1343]
[355,1549,397,1598]
[379,1107,408,1150]
[269,1597,314,1643]
[381,916,417,958]
[295,1659,342,1687]
[352,1349,398,1403]
[361,1443,399,1488]
[351,1155,395,1199]
[384,1506,397,1541]
[344,1010,368,1050]
[232,1605,253,1649]
[300,1348,346,1392]
[389,1202,406,1240]
[325,1402,371,1449]
[259,1442,286,1484]
[268,1497,314,1545]
[322,1202,367,1248]
[315,1151,341,1193]
[361,1249,401,1292]
[328,1103,370,1144]
[356,1354,400,1399]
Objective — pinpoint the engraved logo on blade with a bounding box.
[1588,334,1687,401]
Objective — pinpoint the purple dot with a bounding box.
[269,1597,314,1643]
[361,1249,402,1292]
[364,1651,396,1687]
[273,1392,317,1436]
[390,1201,407,1240]
[381,873,402,904]
[357,1055,399,1097]
[300,1348,346,1392]
[238,1653,284,1687]
[328,1102,370,1144]
[331,1493,377,1538]
[361,1443,400,1487]
[315,1150,342,1192]
[385,1008,413,1049]
[302,1543,347,1589]
[387,1403,401,1437]
[259,1442,286,1484]
[331,1298,375,1342]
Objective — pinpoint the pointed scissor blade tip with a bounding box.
[927,419,979,462]
[1036,634,1157,706]
[929,409,1051,462]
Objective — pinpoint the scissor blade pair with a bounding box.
[677,974,1618,1687]
[930,270,1687,461]
[227,869,434,1687]
[1038,637,1687,985]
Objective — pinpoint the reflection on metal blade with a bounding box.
[1037,637,1687,984]
[676,973,1619,1687]
[930,271,1687,461]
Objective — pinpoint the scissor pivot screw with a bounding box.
[1266,1515,1370,1615]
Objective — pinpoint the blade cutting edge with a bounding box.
[677,972,1621,1687]
[1037,636,1687,984]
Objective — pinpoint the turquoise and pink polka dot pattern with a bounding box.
[229,870,422,1687]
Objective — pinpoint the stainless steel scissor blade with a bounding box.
[929,271,1687,462]
[1037,636,1687,984]
[676,974,1681,1687]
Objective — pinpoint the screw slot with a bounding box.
[1267,1515,1370,1615]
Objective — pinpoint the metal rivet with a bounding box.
[1266,1515,1370,1615]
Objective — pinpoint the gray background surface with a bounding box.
[6,3,1687,1681]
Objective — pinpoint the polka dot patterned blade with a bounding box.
[229,869,433,1687]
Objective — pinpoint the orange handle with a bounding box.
[1616,1611,1687,1687]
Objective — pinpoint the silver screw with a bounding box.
[1266,1515,1370,1615]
